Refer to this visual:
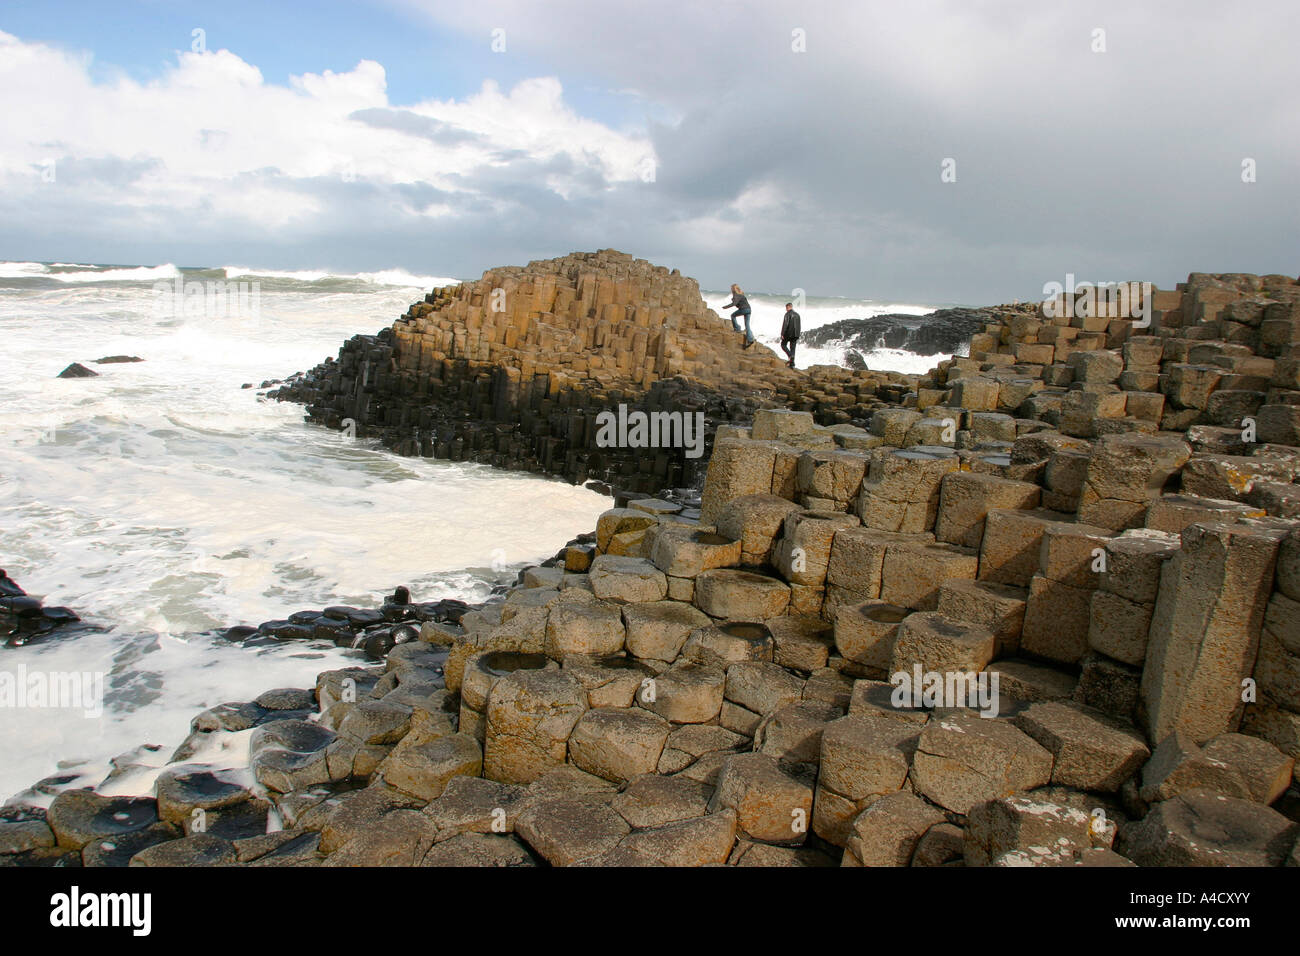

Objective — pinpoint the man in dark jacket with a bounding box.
[780,302,801,368]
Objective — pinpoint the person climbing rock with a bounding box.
[780,301,801,368]
[722,284,754,348]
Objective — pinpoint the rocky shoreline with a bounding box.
[4,254,1300,868]
[802,305,1034,366]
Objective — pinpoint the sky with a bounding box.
[0,0,1296,304]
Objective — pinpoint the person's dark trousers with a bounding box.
[781,336,797,366]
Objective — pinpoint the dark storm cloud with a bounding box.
[393,0,1299,303]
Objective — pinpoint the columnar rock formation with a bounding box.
[273,251,802,491]
[271,250,994,492]
[8,264,1300,868]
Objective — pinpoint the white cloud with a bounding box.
[0,30,655,231]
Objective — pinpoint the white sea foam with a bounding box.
[0,263,954,800]
[0,266,605,799]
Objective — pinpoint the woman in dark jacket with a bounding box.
[722,283,754,349]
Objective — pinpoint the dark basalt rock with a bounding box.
[1,574,86,647]
[128,832,236,866]
[802,306,1024,357]
[92,355,144,364]
[79,822,178,867]
[56,362,98,378]
[45,790,162,850]
[269,333,772,494]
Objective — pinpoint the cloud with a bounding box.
[0,29,655,265]
[1,2,1297,303]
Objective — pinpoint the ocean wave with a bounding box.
[219,265,461,288]
[0,262,184,283]
[0,261,51,278]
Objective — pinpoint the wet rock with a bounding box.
[0,805,54,855]
[249,719,339,793]
[80,822,180,867]
[56,362,98,378]
[46,790,161,850]
[129,832,236,866]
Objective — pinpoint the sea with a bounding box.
[0,261,944,801]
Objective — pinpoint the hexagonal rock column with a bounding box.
[567,707,672,784]
[483,669,588,784]
[1255,591,1300,713]
[714,494,802,567]
[935,579,1027,658]
[701,439,781,523]
[834,600,910,674]
[889,611,996,676]
[795,449,870,511]
[544,601,626,660]
[1146,493,1265,536]
[587,556,668,603]
[755,699,842,765]
[377,732,483,801]
[1139,729,1294,804]
[561,656,656,710]
[249,719,340,793]
[461,649,552,732]
[638,660,726,724]
[752,408,817,442]
[514,797,631,866]
[595,508,658,553]
[708,752,814,846]
[768,615,835,672]
[857,448,960,534]
[45,791,163,851]
[774,509,861,587]
[722,660,805,735]
[825,528,932,611]
[694,568,791,619]
[879,540,979,611]
[1119,791,1298,866]
[935,472,1042,550]
[613,811,739,867]
[621,600,712,662]
[841,791,946,867]
[1140,519,1289,744]
[682,620,774,667]
[963,795,1116,867]
[649,527,741,577]
[977,508,1071,588]
[1012,701,1149,793]
[1087,530,1180,667]
[1077,433,1192,531]
[154,767,257,833]
[814,714,921,846]
[911,712,1053,814]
